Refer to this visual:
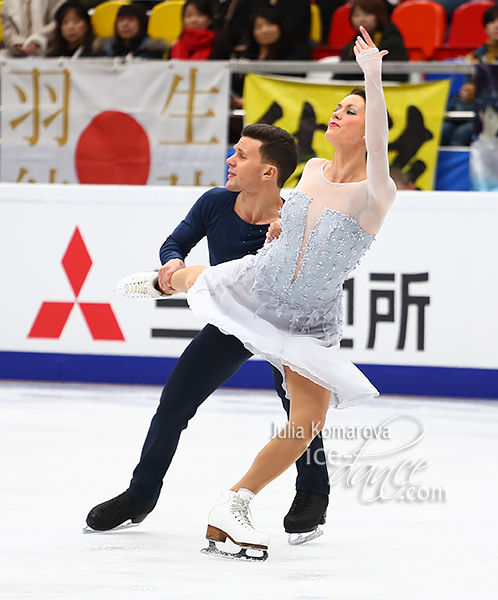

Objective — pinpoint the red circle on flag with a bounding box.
[75,111,150,184]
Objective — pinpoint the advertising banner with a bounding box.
[243,74,450,191]
[0,59,229,187]
[0,184,497,398]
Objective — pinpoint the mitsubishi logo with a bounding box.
[28,227,125,341]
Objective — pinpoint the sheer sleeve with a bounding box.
[356,48,396,231]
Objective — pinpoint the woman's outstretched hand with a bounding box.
[353,25,388,60]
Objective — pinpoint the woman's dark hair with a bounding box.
[49,0,94,56]
[244,7,287,60]
[241,123,298,187]
[182,0,214,22]
[483,5,498,26]
[350,86,366,103]
[114,2,148,54]
[349,0,389,32]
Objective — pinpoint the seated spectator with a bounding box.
[0,0,65,56]
[47,0,95,57]
[212,0,254,50]
[231,7,312,112]
[441,6,498,146]
[253,0,312,48]
[170,0,232,60]
[212,0,312,52]
[235,7,312,61]
[472,5,498,65]
[441,82,475,146]
[96,3,167,59]
[337,0,409,82]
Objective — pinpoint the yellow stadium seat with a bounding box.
[148,0,185,45]
[0,1,4,42]
[91,0,130,39]
[310,2,322,44]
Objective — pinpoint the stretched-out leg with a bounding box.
[231,367,331,494]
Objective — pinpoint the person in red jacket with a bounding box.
[170,0,232,60]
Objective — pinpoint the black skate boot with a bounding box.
[284,491,329,545]
[85,491,156,532]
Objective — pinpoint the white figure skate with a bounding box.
[201,489,269,562]
[115,272,170,299]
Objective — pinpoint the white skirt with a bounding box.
[187,255,379,409]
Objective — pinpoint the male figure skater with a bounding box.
[86,124,330,544]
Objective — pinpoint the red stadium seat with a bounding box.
[434,0,495,59]
[327,4,356,52]
[311,4,356,60]
[391,0,447,60]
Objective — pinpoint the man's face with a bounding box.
[226,137,267,192]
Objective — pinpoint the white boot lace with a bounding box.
[230,495,255,531]
[124,280,149,297]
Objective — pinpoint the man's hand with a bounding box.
[157,259,186,294]
[266,219,282,243]
[14,44,26,56]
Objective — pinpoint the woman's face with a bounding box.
[61,9,88,45]
[116,15,141,40]
[351,7,377,34]
[325,94,366,146]
[485,17,498,43]
[253,16,281,46]
[183,4,212,29]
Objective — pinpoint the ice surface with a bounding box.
[0,381,496,600]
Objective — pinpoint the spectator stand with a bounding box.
[0,58,477,191]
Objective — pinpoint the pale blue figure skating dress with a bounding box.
[187,48,397,408]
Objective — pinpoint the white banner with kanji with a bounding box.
[0,59,229,186]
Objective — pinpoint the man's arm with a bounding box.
[157,192,213,293]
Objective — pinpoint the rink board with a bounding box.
[1,183,497,398]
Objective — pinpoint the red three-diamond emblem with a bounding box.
[28,227,125,341]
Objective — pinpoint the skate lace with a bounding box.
[230,496,255,530]
[124,280,149,297]
[288,493,311,517]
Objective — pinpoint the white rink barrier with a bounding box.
[1,183,497,399]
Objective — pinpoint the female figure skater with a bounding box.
[119,26,396,560]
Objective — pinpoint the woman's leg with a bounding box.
[231,366,331,494]
[170,265,206,293]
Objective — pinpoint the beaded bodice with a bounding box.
[247,190,374,343]
[231,47,395,344]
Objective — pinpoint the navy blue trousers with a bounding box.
[128,324,330,504]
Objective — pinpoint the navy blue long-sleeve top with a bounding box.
[160,187,272,266]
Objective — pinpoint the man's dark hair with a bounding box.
[241,124,298,187]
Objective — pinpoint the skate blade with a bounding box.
[82,520,142,534]
[287,526,324,546]
[201,540,268,562]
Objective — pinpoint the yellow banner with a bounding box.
[243,75,450,190]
